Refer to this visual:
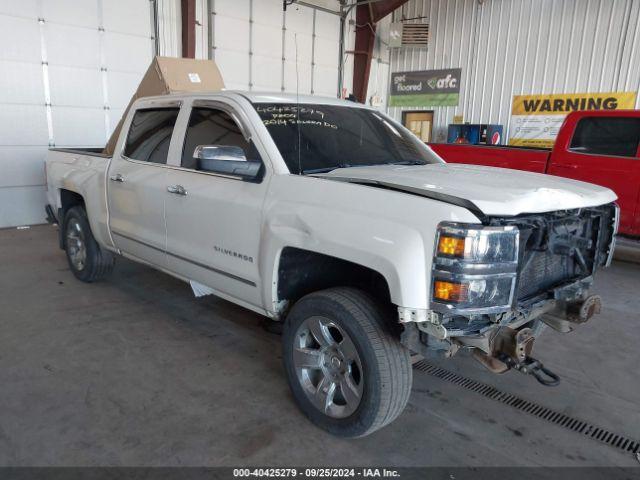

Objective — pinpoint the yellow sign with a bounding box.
[452,115,464,124]
[509,91,637,148]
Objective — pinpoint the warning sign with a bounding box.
[509,92,637,148]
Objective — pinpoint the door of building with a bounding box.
[402,111,434,143]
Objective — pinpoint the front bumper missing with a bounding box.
[400,280,603,384]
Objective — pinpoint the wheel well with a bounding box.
[58,190,85,249]
[277,247,392,308]
[60,189,85,217]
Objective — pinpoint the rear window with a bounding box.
[569,117,640,158]
[124,108,180,164]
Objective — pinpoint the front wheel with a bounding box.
[282,288,412,437]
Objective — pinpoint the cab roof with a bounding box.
[141,90,373,109]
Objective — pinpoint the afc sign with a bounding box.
[390,68,462,107]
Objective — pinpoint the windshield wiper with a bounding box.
[384,160,426,166]
[302,163,353,174]
[303,161,425,175]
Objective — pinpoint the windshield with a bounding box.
[253,103,443,174]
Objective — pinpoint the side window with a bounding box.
[124,108,180,164]
[181,107,254,170]
[569,117,640,158]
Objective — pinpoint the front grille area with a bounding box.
[490,203,617,302]
[517,249,574,299]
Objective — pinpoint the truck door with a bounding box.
[547,115,640,236]
[107,105,181,267]
[164,101,269,309]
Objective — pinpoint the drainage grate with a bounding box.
[414,360,640,455]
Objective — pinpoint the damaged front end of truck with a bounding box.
[401,203,619,386]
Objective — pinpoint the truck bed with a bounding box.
[429,143,551,174]
[49,147,109,157]
[45,147,112,249]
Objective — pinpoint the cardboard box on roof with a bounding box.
[103,56,225,155]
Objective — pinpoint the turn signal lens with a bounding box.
[438,235,466,257]
[433,280,468,303]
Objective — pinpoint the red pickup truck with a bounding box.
[430,110,640,237]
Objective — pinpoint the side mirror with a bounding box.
[193,145,262,181]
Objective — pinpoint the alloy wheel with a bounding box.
[292,315,364,419]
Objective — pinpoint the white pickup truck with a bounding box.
[45,92,618,437]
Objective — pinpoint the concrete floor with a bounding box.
[1,224,639,467]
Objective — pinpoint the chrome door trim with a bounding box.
[117,153,249,182]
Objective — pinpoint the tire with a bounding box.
[63,206,114,282]
[282,287,412,437]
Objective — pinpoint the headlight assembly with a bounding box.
[431,223,520,314]
[436,224,519,264]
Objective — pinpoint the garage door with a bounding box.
[212,0,341,97]
[0,0,155,228]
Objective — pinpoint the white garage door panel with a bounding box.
[0,147,47,188]
[0,105,48,146]
[313,10,339,97]
[0,61,44,105]
[216,50,250,88]
[284,61,311,94]
[0,0,153,228]
[252,0,281,26]
[103,0,151,36]
[216,0,250,20]
[252,22,282,58]
[107,71,144,109]
[104,32,151,73]
[0,0,38,19]
[285,4,313,33]
[49,66,103,107]
[0,186,47,227]
[0,15,41,62]
[252,54,283,91]
[315,10,340,39]
[210,0,340,98]
[215,15,250,52]
[285,31,313,63]
[51,107,106,147]
[314,65,338,97]
[314,36,338,67]
[43,0,98,27]
[46,23,100,68]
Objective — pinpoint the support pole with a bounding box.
[181,0,196,58]
[351,0,409,103]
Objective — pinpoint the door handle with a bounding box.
[554,164,578,170]
[167,184,187,196]
[109,173,125,182]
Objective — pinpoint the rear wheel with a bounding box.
[282,288,412,437]
[63,206,114,282]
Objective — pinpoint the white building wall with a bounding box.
[386,0,640,142]
[0,0,155,228]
